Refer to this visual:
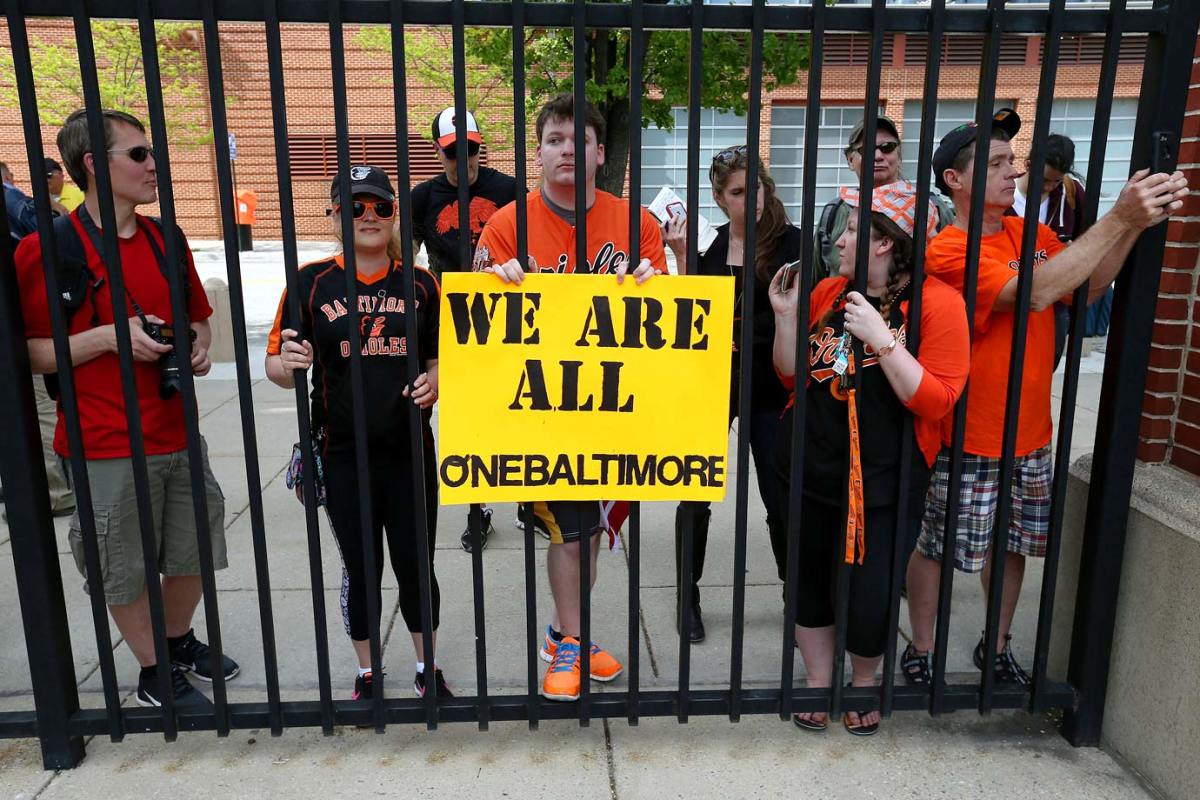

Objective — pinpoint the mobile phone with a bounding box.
[779,259,802,290]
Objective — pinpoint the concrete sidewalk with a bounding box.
[0,366,1156,800]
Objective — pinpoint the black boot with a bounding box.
[675,504,710,643]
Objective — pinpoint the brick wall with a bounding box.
[1137,35,1200,473]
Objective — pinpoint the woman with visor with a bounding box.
[663,145,800,641]
[265,165,451,701]
[769,181,969,735]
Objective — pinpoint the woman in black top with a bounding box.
[265,166,451,702]
[664,146,800,642]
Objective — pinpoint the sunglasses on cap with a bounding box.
[107,146,155,163]
[441,141,481,158]
[849,140,900,156]
[327,200,396,220]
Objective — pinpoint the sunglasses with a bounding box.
[328,200,396,220]
[441,141,481,158]
[107,146,155,163]
[850,140,900,156]
[712,145,749,167]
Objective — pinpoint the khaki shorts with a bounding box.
[63,437,227,605]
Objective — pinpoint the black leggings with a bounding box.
[790,494,898,659]
[323,446,439,639]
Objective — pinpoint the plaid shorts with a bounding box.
[916,445,1052,573]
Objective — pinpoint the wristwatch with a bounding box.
[877,335,900,358]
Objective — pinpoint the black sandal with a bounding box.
[792,711,828,732]
[901,642,932,686]
[842,684,880,737]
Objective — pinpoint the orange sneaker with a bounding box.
[539,625,623,682]
[541,636,582,701]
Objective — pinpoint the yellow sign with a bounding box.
[437,272,735,504]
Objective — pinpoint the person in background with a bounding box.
[2,161,38,241]
[663,146,799,642]
[411,106,517,553]
[46,157,86,215]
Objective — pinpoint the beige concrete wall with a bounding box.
[1051,457,1200,800]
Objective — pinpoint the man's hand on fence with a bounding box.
[1111,168,1190,231]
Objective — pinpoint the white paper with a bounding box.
[647,185,719,254]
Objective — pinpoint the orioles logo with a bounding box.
[436,196,501,241]
[361,315,386,338]
[809,323,907,400]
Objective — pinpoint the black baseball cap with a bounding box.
[44,157,63,176]
[931,107,1021,194]
[329,164,395,204]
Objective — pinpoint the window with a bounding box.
[639,107,749,222]
[769,104,885,220]
[1046,98,1138,217]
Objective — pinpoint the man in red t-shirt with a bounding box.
[475,93,665,702]
[901,108,1189,687]
[13,109,237,710]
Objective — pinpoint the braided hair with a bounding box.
[814,211,914,331]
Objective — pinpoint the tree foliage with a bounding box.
[0,22,220,147]
[356,7,810,195]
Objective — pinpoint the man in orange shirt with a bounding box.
[902,109,1189,686]
[474,93,665,702]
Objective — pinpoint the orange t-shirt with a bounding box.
[924,217,1066,457]
[473,189,667,275]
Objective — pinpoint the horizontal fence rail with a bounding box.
[0,0,1196,770]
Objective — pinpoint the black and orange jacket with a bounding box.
[267,254,440,455]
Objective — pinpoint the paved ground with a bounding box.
[0,258,1143,798]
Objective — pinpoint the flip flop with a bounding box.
[792,712,828,732]
[843,683,880,736]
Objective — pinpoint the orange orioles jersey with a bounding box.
[472,189,667,275]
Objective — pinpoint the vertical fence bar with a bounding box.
[448,0,490,730]
[978,0,1065,715]
[931,0,1006,717]
[0,204,87,771]
[728,0,765,724]
[4,0,122,745]
[626,0,645,730]
[676,0,703,725]
[832,0,887,722]
[388,0,440,731]
[1031,0,1126,715]
[326,0,386,732]
[70,0,178,737]
[1064,0,1200,747]
[881,0,945,719]
[572,0,593,726]
[511,0,540,732]
[136,0,230,735]
[780,0,825,722]
[196,0,283,736]
[262,0,335,734]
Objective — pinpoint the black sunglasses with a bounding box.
[712,144,749,167]
[850,140,900,156]
[327,200,396,220]
[107,146,155,163]
[441,141,481,158]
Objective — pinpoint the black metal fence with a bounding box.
[0,0,1197,771]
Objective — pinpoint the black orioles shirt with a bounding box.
[411,166,517,276]
[800,285,929,508]
[267,255,440,455]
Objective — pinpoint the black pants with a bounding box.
[675,407,789,592]
[323,444,439,639]
[790,494,900,659]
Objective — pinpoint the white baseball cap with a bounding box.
[432,107,483,149]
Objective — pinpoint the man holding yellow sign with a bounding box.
[453,94,732,702]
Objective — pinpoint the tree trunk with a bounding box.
[599,98,632,197]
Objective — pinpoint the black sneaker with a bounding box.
[460,507,494,553]
[169,629,240,682]
[900,642,932,686]
[514,510,551,540]
[352,671,377,701]
[413,668,454,698]
[973,633,1031,686]
[136,664,213,709]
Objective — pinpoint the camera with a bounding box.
[143,321,197,399]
